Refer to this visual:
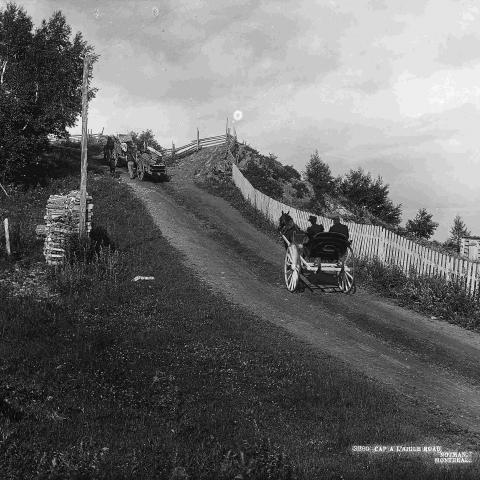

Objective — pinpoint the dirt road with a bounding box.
[121,156,480,434]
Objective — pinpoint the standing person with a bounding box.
[126,141,137,179]
[110,142,119,176]
[104,136,114,166]
[329,215,349,239]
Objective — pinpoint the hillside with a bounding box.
[194,141,396,228]
[190,140,462,259]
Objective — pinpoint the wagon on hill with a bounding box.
[136,146,168,182]
[279,212,355,294]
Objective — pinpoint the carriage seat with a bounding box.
[307,232,350,261]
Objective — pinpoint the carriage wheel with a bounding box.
[337,246,356,294]
[284,245,301,292]
[137,165,145,181]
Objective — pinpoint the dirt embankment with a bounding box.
[121,149,480,434]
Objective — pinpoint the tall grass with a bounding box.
[356,256,480,330]
[53,240,125,297]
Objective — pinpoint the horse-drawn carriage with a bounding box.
[279,211,356,294]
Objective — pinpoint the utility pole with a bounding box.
[79,55,91,238]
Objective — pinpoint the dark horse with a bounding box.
[278,211,306,249]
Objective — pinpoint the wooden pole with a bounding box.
[4,218,10,256]
[196,128,199,151]
[79,55,91,238]
[0,182,9,197]
[172,141,175,161]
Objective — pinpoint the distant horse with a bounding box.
[278,211,306,249]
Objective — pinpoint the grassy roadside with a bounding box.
[1,162,480,478]
[355,257,480,331]
[198,176,480,333]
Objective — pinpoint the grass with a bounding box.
[197,176,280,243]
[355,256,480,331]
[1,157,480,478]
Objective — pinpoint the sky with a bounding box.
[10,0,480,240]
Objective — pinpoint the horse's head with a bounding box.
[278,210,293,233]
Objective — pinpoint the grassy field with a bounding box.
[0,153,479,479]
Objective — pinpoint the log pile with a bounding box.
[43,191,93,265]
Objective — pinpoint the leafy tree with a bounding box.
[339,167,402,226]
[405,208,438,239]
[243,161,283,200]
[292,180,309,199]
[0,3,96,183]
[280,164,301,182]
[304,150,334,208]
[130,129,162,152]
[449,215,470,252]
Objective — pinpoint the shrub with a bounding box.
[356,257,480,330]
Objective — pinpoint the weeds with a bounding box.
[356,256,480,330]
[53,241,125,296]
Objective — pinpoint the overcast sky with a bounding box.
[14,0,480,240]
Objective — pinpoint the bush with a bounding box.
[356,256,480,330]
[243,162,284,200]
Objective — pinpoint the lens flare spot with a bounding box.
[233,110,243,121]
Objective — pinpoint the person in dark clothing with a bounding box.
[304,215,324,258]
[126,141,137,179]
[104,136,116,175]
[329,215,349,239]
[306,215,324,240]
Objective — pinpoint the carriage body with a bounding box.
[132,146,167,181]
[282,231,356,294]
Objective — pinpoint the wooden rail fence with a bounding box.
[232,164,480,297]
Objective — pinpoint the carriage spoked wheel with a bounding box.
[137,164,145,181]
[284,244,301,292]
[337,246,356,294]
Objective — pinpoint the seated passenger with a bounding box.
[306,215,324,240]
[304,215,324,258]
[329,215,349,239]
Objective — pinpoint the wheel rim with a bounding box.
[338,246,355,294]
[284,248,299,292]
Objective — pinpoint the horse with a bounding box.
[278,211,306,249]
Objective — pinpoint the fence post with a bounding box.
[225,129,230,160]
[196,128,200,151]
[172,142,175,161]
[4,218,11,256]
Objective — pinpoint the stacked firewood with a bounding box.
[43,191,93,265]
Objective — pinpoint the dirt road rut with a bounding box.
[121,160,480,434]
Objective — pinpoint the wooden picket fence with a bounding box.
[232,164,480,297]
